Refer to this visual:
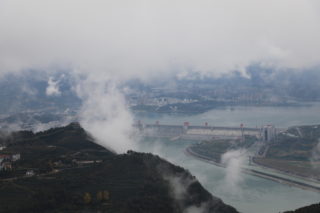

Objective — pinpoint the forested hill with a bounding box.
[0,123,238,213]
[284,203,320,213]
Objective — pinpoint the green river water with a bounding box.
[135,103,320,213]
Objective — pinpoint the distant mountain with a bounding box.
[0,123,238,213]
[125,65,320,102]
[1,67,320,117]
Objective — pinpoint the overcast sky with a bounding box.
[1,0,320,153]
[0,0,320,81]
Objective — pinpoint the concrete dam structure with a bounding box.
[135,122,262,141]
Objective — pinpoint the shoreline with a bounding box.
[131,101,306,114]
[185,147,320,193]
[251,158,320,185]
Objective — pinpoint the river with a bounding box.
[135,102,320,128]
[134,103,320,213]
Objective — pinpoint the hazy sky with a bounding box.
[1,1,320,153]
[1,0,320,80]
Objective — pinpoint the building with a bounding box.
[0,153,21,171]
[262,125,276,142]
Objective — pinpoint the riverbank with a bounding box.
[185,147,320,193]
[252,157,320,184]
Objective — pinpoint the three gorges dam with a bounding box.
[133,121,279,141]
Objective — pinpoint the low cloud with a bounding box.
[163,173,209,213]
[77,79,136,153]
[221,149,248,195]
[1,0,320,80]
[311,139,320,170]
[46,77,61,96]
[183,203,208,213]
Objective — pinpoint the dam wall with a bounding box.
[134,123,261,140]
[142,125,184,138]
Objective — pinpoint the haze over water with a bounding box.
[135,102,320,128]
[135,103,320,213]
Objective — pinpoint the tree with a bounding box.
[97,190,110,202]
[83,192,92,204]
[102,190,110,201]
[96,191,103,202]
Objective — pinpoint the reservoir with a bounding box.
[134,103,320,213]
[135,102,320,128]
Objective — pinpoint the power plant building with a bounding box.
[262,125,276,142]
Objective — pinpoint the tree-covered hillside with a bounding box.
[0,123,238,213]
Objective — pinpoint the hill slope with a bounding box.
[0,123,238,213]
[284,203,320,213]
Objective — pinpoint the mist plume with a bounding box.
[221,149,248,195]
[77,79,136,153]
